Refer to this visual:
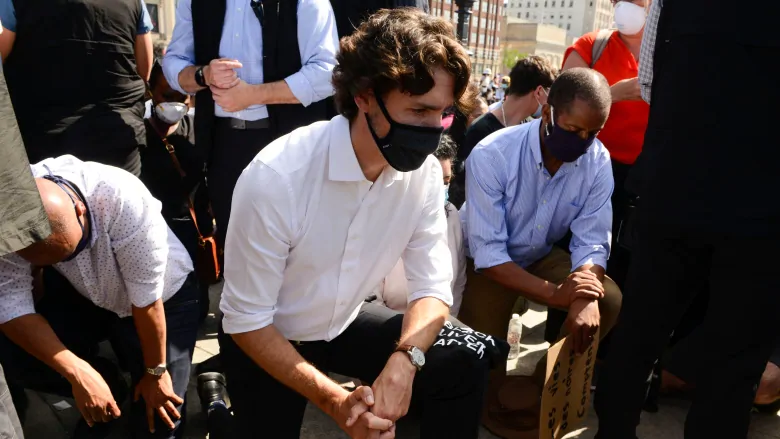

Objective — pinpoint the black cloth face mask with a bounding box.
[41,166,91,262]
[365,94,443,172]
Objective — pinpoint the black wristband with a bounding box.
[195,66,207,87]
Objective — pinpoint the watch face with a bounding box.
[411,348,425,367]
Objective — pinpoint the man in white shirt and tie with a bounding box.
[219,9,495,439]
[0,155,199,439]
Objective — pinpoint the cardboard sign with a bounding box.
[539,330,599,439]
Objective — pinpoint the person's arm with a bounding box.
[0,254,121,425]
[565,159,614,353]
[0,0,17,60]
[464,145,556,303]
[134,0,154,80]
[562,38,641,102]
[210,0,339,111]
[162,0,201,94]
[108,173,184,430]
[371,159,452,422]
[135,33,153,81]
[568,159,614,280]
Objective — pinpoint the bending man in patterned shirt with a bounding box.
[0,155,199,439]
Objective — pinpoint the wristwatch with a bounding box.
[194,66,207,87]
[145,364,167,377]
[395,345,425,371]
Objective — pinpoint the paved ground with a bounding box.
[20,283,780,438]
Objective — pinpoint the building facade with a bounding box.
[429,0,504,77]
[504,0,613,38]
[144,0,177,42]
[501,17,571,69]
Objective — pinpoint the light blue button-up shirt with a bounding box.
[462,118,614,272]
[163,0,338,121]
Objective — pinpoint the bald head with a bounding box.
[548,68,612,118]
[16,178,87,266]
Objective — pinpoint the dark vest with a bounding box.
[4,0,147,164]
[191,0,328,160]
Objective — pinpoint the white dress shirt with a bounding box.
[0,155,193,325]
[220,116,453,341]
[375,203,467,316]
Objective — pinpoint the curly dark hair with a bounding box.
[332,8,476,120]
[434,134,458,163]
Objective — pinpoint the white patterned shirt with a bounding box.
[0,155,193,324]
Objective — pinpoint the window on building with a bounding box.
[527,1,531,6]
[517,12,522,17]
[570,0,573,6]
[552,1,556,6]
[145,3,159,33]
[544,1,548,6]
[471,32,477,43]
[559,23,563,28]
[535,2,538,7]
[589,1,593,5]
[567,23,571,30]
[526,11,530,17]
[568,15,572,19]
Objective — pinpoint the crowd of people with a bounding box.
[0,1,778,439]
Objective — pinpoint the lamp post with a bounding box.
[455,0,476,47]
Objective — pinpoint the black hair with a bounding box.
[507,55,557,97]
[434,134,458,163]
[547,67,611,115]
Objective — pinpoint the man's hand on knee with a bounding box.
[565,299,600,354]
[69,359,121,426]
[550,271,604,309]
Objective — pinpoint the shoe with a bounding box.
[197,372,228,413]
[195,354,222,376]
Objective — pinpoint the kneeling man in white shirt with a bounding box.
[219,9,495,439]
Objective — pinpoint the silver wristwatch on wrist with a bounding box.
[145,364,167,377]
[395,345,425,371]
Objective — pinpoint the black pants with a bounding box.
[220,303,490,438]
[594,221,780,439]
[0,269,200,439]
[606,159,633,290]
[207,120,274,250]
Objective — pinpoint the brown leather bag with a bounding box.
[163,138,221,285]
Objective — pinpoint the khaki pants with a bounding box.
[459,247,622,348]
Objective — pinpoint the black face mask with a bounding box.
[365,94,443,172]
[41,167,91,262]
[543,106,596,163]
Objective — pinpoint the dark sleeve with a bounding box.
[0,64,51,256]
[461,123,490,163]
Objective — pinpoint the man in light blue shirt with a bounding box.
[459,68,623,435]
[460,68,623,355]
[162,0,338,255]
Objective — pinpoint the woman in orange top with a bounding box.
[561,0,650,289]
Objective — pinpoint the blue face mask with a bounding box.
[543,106,596,162]
[532,88,550,119]
[41,166,91,262]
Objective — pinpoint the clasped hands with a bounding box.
[550,270,604,354]
[335,352,416,439]
[204,58,253,112]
